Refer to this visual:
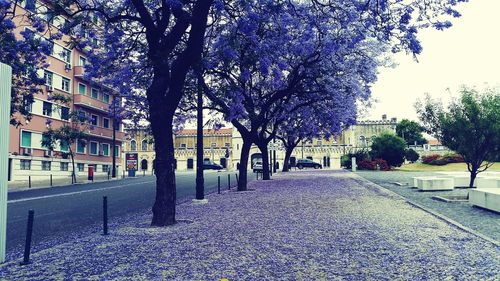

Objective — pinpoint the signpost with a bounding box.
[125,153,138,177]
[0,63,12,263]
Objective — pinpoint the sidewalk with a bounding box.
[1,170,498,280]
[7,174,121,192]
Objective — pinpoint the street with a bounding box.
[6,170,240,253]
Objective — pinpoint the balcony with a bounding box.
[74,94,109,113]
[74,65,85,78]
[88,126,126,141]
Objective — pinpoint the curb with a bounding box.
[352,173,500,247]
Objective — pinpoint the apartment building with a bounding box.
[7,1,124,182]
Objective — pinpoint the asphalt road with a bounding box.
[6,170,241,253]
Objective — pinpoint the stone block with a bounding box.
[417,178,454,191]
[469,188,500,213]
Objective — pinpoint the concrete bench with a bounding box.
[412,177,437,188]
[469,188,500,213]
[417,178,454,191]
[476,177,500,189]
[448,175,475,188]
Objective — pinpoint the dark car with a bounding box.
[203,161,223,170]
[296,159,322,169]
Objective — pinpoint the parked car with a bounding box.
[203,161,223,170]
[296,159,322,169]
[253,161,263,173]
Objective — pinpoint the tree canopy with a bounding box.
[396,119,427,145]
[416,87,500,187]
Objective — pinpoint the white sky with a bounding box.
[365,0,500,121]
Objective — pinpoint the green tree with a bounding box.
[405,148,420,163]
[416,88,500,188]
[370,133,406,167]
[396,119,427,145]
[41,94,90,183]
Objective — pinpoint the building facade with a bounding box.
[8,1,124,182]
[122,116,398,173]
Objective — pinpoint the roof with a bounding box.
[427,139,442,146]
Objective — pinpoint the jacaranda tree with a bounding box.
[1,0,55,126]
[201,0,465,190]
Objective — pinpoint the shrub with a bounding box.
[370,133,406,167]
[405,148,419,163]
[374,159,390,171]
[358,160,377,170]
[422,153,464,165]
[357,159,390,171]
[342,149,370,169]
[422,154,440,164]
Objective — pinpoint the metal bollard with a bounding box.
[108,171,110,180]
[228,174,231,190]
[21,210,35,265]
[28,176,31,188]
[235,174,239,186]
[218,176,221,194]
[103,196,108,235]
[143,170,145,177]
[122,171,125,179]
[50,174,53,187]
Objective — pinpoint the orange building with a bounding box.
[7,1,124,182]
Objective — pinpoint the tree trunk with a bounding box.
[258,142,271,180]
[469,167,478,189]
[238,140,252,191]
[69,147,76,183]
[282,147,293,172]
[150,111,176,226]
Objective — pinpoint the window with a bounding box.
[77,163,85,172]
[89,141,98,155]
[317,141,322,146]
[23,98,33,113]
[103,118,110,128]
[61,77,70,92]
[61,107,70,121]
[142,140,148,151]
[60,140,69,152]
[102,93,110,104]
[79,56,87,66]
[102,165,109,173]
[42,161,51,171]
[20,160,31,170]
[78,83,86,95]
[60,162,69,171]
[45,10,55,24]
[60,49,71,63]
[21,131,32,147]
[44,71,53,86]
[114,145,120,157]
[90,114,98,126]
[42,101,52,116]
[211,143,217,148]
[77,110,86,121]
[101,143,110,156]
[91,88,99,99]
[180,143,186,149]
[41,134,50,149]
[92,13,99,24]
[130,140,137,151]
[77,139,86,154]
[225,143,230,147]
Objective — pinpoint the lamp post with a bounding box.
[272,138,277,173]
[0,63,12,263]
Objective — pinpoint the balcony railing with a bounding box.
[74,94,109,113]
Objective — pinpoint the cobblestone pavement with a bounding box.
[355,171,500,242]
[1,170,498,280]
